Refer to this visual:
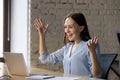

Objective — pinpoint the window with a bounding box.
[3,0,11,52]
[0,0,11,57]
[0,0,3,57]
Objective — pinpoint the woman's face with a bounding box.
[64,17,83,42]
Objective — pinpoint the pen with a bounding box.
[43,76,55,79]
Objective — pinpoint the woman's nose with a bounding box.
[65,27,69,33]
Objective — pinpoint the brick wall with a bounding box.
[30,0,120,71]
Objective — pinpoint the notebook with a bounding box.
[3,52,55,79]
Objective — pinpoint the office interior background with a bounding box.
[0,0,120,79]
[30,0,120,70]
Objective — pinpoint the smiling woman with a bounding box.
[34,13,102,78]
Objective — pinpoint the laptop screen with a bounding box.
[3,52,28,76]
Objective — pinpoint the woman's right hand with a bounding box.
[34,18,48,35]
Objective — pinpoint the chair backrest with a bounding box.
[100,53,117,79]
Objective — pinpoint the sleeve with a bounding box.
[39,46,66,64]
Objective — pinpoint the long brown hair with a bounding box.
[64,13,91,45]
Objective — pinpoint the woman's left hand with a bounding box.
[87,36,98,53]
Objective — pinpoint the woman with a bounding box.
[34,13,102,77]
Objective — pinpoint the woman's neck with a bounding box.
[74,39,82,45]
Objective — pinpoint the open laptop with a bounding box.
[3,52,30,77]
[3,52,55,79]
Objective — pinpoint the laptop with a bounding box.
[3,52,55,79]
[3,52,29,77]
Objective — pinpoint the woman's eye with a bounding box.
[64,26,66,29]
[69,26,73,28]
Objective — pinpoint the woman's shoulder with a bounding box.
[66,42,74,46]
[59,42,73,53]
[61,42,73,49]
[81,40,88,46]
[63,42,73,48]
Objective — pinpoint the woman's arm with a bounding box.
[39,46,65,64]
[34,18,65,64]
[87,36,102,76]
[34,18,48,55]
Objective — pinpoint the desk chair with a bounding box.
[100,53,118,79]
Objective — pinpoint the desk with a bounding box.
[0,63,104,80]
[30,68,104,80]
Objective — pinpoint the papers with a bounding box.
[45,77,79,80]
[26,75,79,80]
[26,75,55,80]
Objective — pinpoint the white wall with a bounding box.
[11,0,30,67]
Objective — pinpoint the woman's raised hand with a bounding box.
[34,18,48,35]
[87,36,98,53]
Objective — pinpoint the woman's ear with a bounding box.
[79,25,84,32]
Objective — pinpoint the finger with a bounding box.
[38,18,43,27]
[92,36,96,44]
[92,39,94,44]
[44,24,49,32]
[34,18,39,27]
[87,43,90,47]
[87,41,91,47]
[89,39,93,45]
[34,20,40,29]
[94,36,98,44]
[34,23,39,30]
[46,24,49,29]
[36,18,42,27]
[34,18,42,29]
[34,19,38,28]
